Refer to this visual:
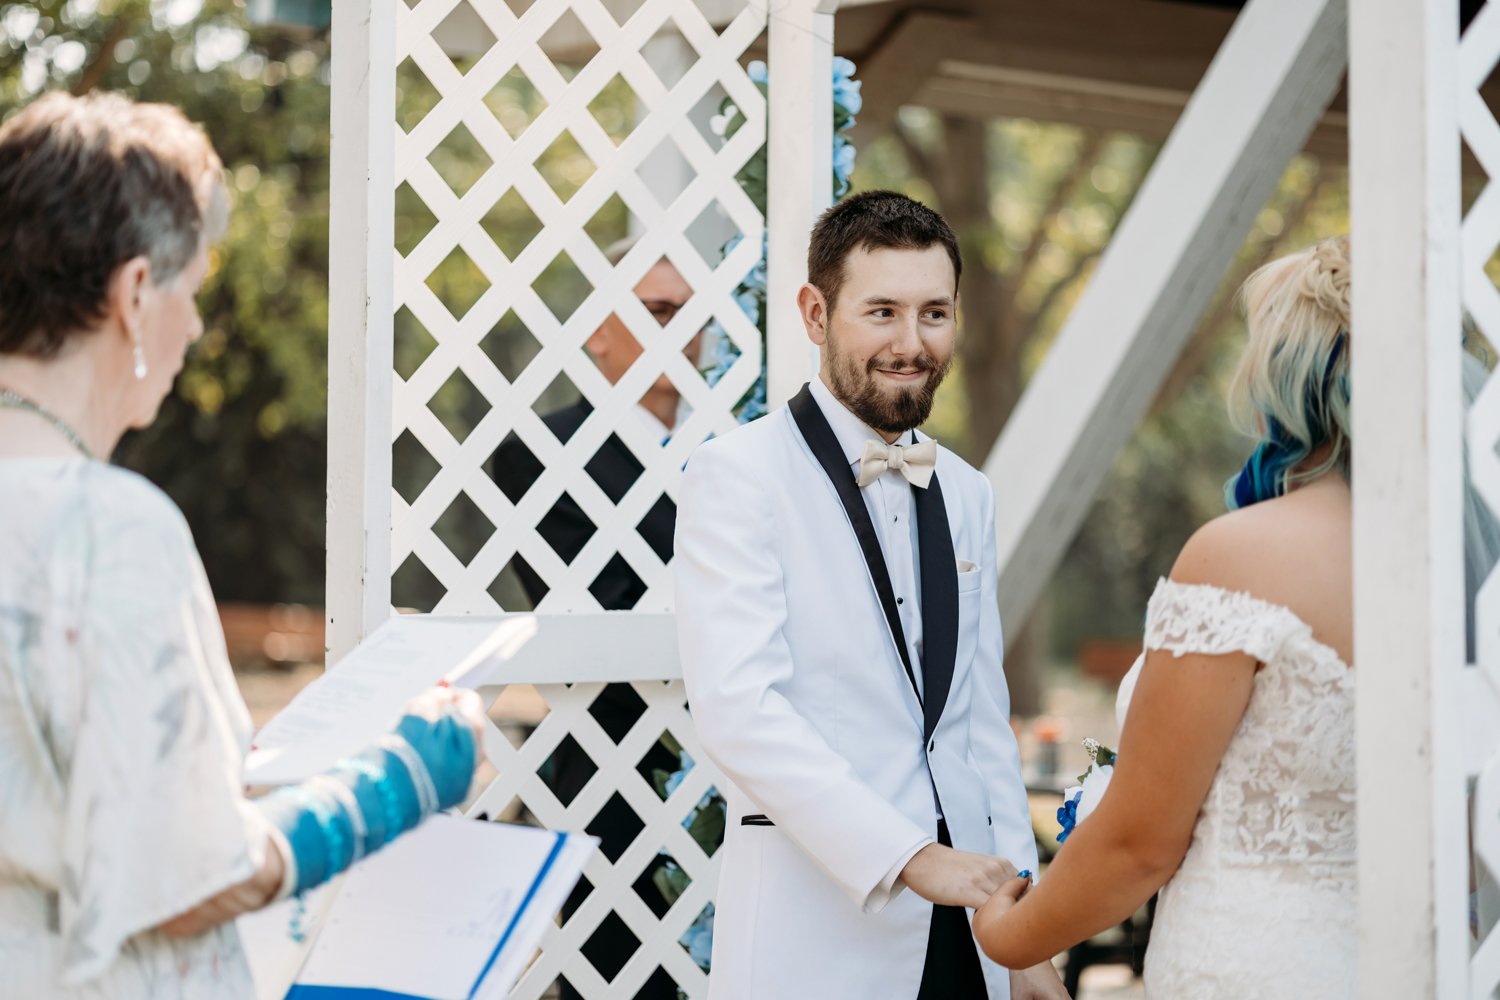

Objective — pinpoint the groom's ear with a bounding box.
[797,283,829,346]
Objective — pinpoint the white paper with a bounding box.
[275,816,590,1000]
[246,615,536,785]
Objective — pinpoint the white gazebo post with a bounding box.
[1349,0,1466,995]
[765,0,840,407]
[325,0,396,663]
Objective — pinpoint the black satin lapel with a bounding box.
[913,473,958,741]
[787,386,921,704]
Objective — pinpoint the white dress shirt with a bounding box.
[808,376,936,894]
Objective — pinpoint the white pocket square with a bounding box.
[956,559,978,574]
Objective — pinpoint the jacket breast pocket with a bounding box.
[956,562,983,595]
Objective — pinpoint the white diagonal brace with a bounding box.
[981,0,1348,633]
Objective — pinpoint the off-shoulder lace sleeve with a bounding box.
[1143,578,1308,664]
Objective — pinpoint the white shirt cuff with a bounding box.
[264,825,300,902]
[868,836,934,912]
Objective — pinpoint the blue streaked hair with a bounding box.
[1225,236,1352,510]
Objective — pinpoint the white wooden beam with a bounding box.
[326,0,396,665]
[1348,0,1465,995]
[765,0,841,408]
[980,0,1348,634]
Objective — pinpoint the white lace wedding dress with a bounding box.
[1114,579,1356,999]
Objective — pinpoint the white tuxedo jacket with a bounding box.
[675,385,1037,1000]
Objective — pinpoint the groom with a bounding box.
[675,191,1066,999]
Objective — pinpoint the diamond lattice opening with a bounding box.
[425,245,489,321]
[496,553,545,608]
[643,25,696,90]
[537,8,601,78]
[591,555,645,610]
[688,196,743,272]
[427,121,493,198]
[480,187,544,261]
[432,489,494,567]
[689,82,730,149]
[537,128,596,203]
[392,428,441,507]
[535,370,583,427]
[394,181,439,258]
[392,553,444,613]
[584,192,643,256]
[587,791,645,865]
[678,901,715,971]
[540,733,597,807]
[480,309,542,384]
[581,910,641,984]
[395,56,441,133]
[636,134,694,210]
[393,304,438,381]
[435,0,496,74]
[588,73,639,146]
[643,731,689,802]
[427,365,488,444]
[484,63,546,140]
[535,250,594,325]
[587,681,644,742]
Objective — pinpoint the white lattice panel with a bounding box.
[391,0,767,616]
[471,676,721,998]
[373,3,771,996]
[1462,3,1500,995]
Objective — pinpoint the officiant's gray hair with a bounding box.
[0,91,228,359]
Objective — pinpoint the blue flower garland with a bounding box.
[700,57,862,427]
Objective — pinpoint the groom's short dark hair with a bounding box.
[806,190,962,309]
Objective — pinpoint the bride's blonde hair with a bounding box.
[1225,235,1351,508]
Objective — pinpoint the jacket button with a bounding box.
[987,816,992,826]
[928,739,936,752]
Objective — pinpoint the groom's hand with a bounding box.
[899,843,1018,909]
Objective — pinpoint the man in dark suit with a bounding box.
[492,246,700,999]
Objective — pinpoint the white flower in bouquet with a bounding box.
[1056,738,1116,843]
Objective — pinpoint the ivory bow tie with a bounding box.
[856,438,937,489]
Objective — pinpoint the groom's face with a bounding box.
[803,244,957,435]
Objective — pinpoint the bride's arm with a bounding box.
[972,530,1259,969]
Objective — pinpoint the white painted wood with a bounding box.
[1349,1,1465,995]
[326,0,396,664]
[473,612,681,683]
[979,0,1348,634]
[765,0,840,408]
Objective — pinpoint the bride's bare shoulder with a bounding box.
[1170,478,1351,597]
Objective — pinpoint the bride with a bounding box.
[974,235,1361,998]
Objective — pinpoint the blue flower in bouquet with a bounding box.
[748,60,768,85]
[1056,792,1081,844]
[1055,739,1117,843]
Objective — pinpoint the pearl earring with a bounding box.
[132,341,148,380]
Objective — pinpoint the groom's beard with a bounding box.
[826,338,952,435]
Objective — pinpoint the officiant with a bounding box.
[490,241,700,999]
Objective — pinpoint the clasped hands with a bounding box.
[900,844,1068,999]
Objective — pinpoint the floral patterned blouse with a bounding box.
[0,459,270,998]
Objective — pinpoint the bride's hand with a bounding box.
[972,873,1035,962]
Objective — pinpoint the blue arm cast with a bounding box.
[255,710,477,895]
